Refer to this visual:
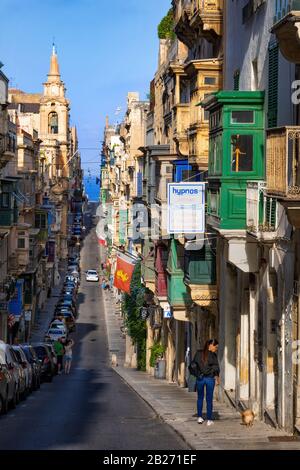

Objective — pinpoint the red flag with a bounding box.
[98,237,107,247]
[113,256,135,294]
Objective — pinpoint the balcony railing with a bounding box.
[246,181,280,237]
[266,127,300,199]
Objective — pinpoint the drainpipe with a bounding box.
[296,228,300,432]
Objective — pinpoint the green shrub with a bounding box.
[158,9,176,40]
[122,262,147,371]
[149,342,166,368]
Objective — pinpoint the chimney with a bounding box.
[105,116,109,129]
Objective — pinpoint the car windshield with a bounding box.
[88,270,97,275]
[22,348,33,362]
[33,346,46,358]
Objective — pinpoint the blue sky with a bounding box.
[0,0,171,175]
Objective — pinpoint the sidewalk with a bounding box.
[30,260,67,343]
[102,289,300,450]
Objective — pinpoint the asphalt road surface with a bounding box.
[0,203,187,450]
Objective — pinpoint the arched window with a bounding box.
[48,112,58,134]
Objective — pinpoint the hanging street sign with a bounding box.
[167,183,206,234]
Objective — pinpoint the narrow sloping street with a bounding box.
[0,210,187,450]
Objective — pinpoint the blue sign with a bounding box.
[168,183,206,234]
[8,279,24,318]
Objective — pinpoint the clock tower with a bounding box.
[40,45,70,178]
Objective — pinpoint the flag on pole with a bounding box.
[113,255,136,294]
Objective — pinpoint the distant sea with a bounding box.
[83,175,100,202]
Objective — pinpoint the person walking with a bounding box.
[53,337,65,375]
[192,339,220,427]
[64,339,74,374]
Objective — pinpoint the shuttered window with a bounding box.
[234,70,240,91]
[268,43,279,128]
[265,196,277,230]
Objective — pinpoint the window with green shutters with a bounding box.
[265,196,277,230]
[268,43,279,128]
[234,70,240,91]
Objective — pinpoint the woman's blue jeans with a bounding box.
[197,376,215,420]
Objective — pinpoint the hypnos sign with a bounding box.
[167,183,206,234]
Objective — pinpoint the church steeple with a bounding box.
[48,43,60,81]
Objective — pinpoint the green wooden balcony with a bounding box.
[184,243,216,285]
[167,239,190,308]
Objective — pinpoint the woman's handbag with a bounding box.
[188,360,201,377]
[187,373,197,392]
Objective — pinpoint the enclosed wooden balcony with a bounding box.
[173,103,190,156]
[266,127,300,227]
[0,132,16,169]
[190,0,223,43]
[155,244,168,300]
[173,0,193,47]
[184,242,217,307]
[272,0,300,63]
[167,239,190,310]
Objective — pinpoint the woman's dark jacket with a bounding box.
[193,350,220,378]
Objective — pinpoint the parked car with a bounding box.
[7,346,26,400]
[68,255,80,264]
[60,294,77,308]
[86,270,99,282]
[44,343,58,375]
[56,300,77,316]
[0,342,23,407]
[67,267,80,278]
[0,342,17,413]
[65,275,79,286]
[61,288,77,300]
[45,327,67,343]
[32,344,55,382]
[49,319,67,330]
[12,345,33,396]
[20,345,41,391]
[53,310,76,332]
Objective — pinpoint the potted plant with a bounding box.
[149,342,166,379]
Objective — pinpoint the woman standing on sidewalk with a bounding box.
[192,339,220,427]
[64,339,74,374]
